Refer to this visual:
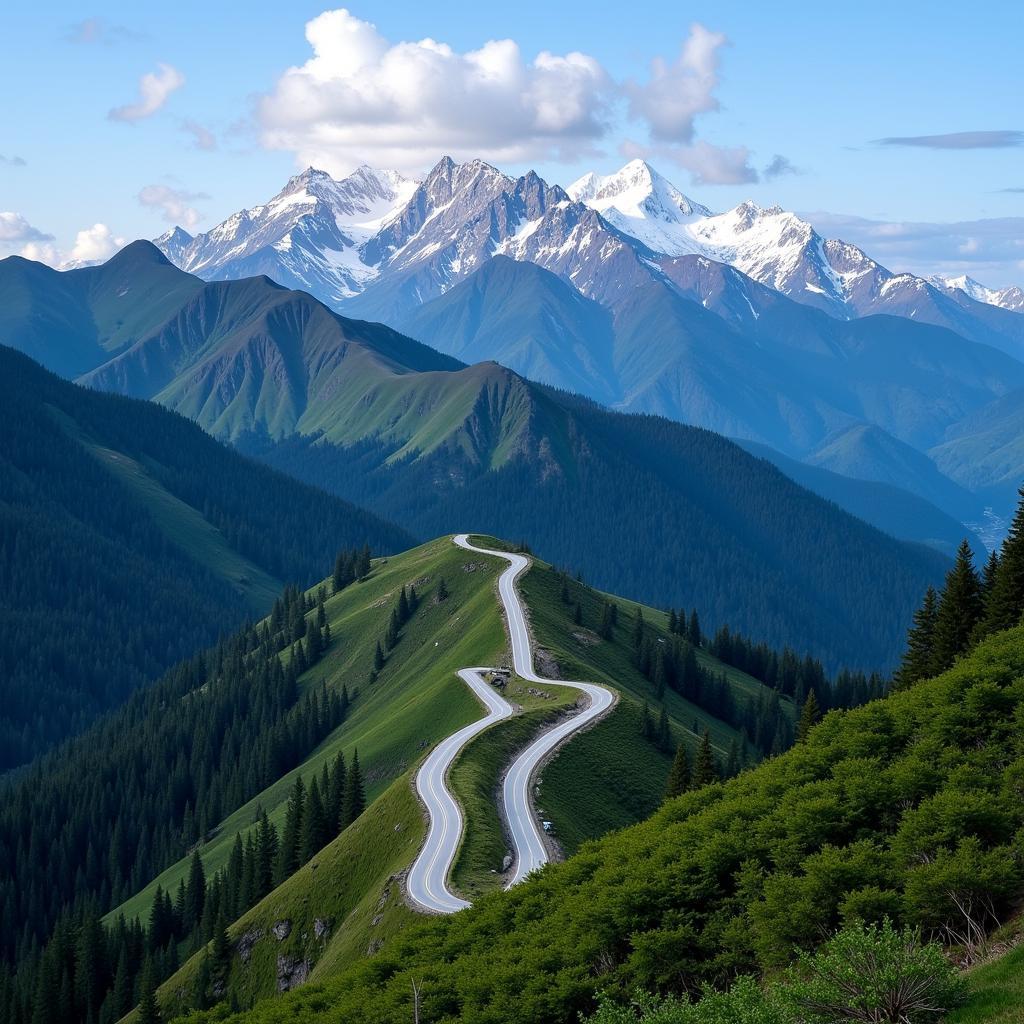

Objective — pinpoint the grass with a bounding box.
[108,536,507,927]
[949,944,1024,1024]
[448,686,573,898]
[117,532,800,1019]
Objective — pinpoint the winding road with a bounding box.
[406,535,615,914]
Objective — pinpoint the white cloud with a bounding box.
[67,223,127,264]
[0,211,52,244]
[256,9,612,175]
[108,63,185,122]
[181,120,216,150]
[622,138,759,186]
[624,24,726,144]
[138,184,207,229]
[5,219,125,269]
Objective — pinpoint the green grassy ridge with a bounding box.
[448,695,573,899]
[172,623,1024,1024]
[108,536,508,927]
[951,943,1024,1023]
[136,534,769,1019]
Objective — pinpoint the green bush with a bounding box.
[782,919,965,1024]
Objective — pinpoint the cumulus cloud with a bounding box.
[256,9,614,174]
[108,63,185,122]
[67,223,127,264]
[763,154,800,180]
[181,120,217,151]
[0,211,52,244]
[138,184,208,229]
[805,210,1024,288]
[0,154,27,167]
[624,139,758,185]
[874,130,1024,149]
[624,24,726,144]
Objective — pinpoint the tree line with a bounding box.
[0,547,369,1024]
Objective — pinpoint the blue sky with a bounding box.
[1,1,1022,284]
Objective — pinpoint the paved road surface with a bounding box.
[454,535,616,889]
[406,535,615,913]
[406,667,513,913]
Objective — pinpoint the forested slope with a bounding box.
[0,346,410,768]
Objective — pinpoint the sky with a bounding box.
[1,1,1022,285]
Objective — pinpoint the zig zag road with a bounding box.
[406,535,615,913]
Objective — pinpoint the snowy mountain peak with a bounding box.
[569,159,711,221]
[929,274,1024,312]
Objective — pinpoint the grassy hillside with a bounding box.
[171,621,1024,1024]
[952,944,1024,1023]
[103,536,780,1020]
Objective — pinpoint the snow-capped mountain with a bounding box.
[162,165,418,304]
[155,156,1024,356]
[930,274,1024,313]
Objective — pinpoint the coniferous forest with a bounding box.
[0,346,410,770]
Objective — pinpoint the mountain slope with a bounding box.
[0,344,410,770]
[1,247,950,669]
[734,438,983,557]
[168,619,1024,1024]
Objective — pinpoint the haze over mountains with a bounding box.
[153,156,1024,526]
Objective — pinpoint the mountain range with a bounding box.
[0,242,951,670]
[154,157,1024,524]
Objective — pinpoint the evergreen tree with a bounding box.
[397,587,410,625]
[341,750,366,827]
[639,700,653,741]
[209,917,232,999]
[665,742,691,798]
[893,586,939,689]
[373,641,385,672]
[933,539,984,671]
[982,487,1024,635]
[668,609,678,634]
[598,603,615,640]
[183,852,206,937]
[136,962,161,1024]
[275,776,305,883]
[656,705,671,752]
[327,751,347,834]
[300,777,328,864]
[688,609,702,646]
[436,577,449,602]
[573,602,583,626]
[633,608,645,649]
[692,730,718,787]
[796,690,821,743]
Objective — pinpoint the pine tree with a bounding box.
[209,917,232,998]
[688,609,701,646]
[633,608,645,649]
[275,776,305,883]
[668,609,678,634]
[665,742,691,798]
[639,700,653,740]
[573,602,583,626]
[598,603,614,640]
[796,690,821,743]
[300,777,328,864]
[327,751,347,834]
[436,577,449,602]
[341,750,366,827]
[893,586,938,689]
[397,587,410,625]
[136,962,161,1024]
[183,852,206,937]
[933,539,984,671]
[373,641,385,672]
[982,488,1024,635]
[692,730,718,787]
[656,705,671,752]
